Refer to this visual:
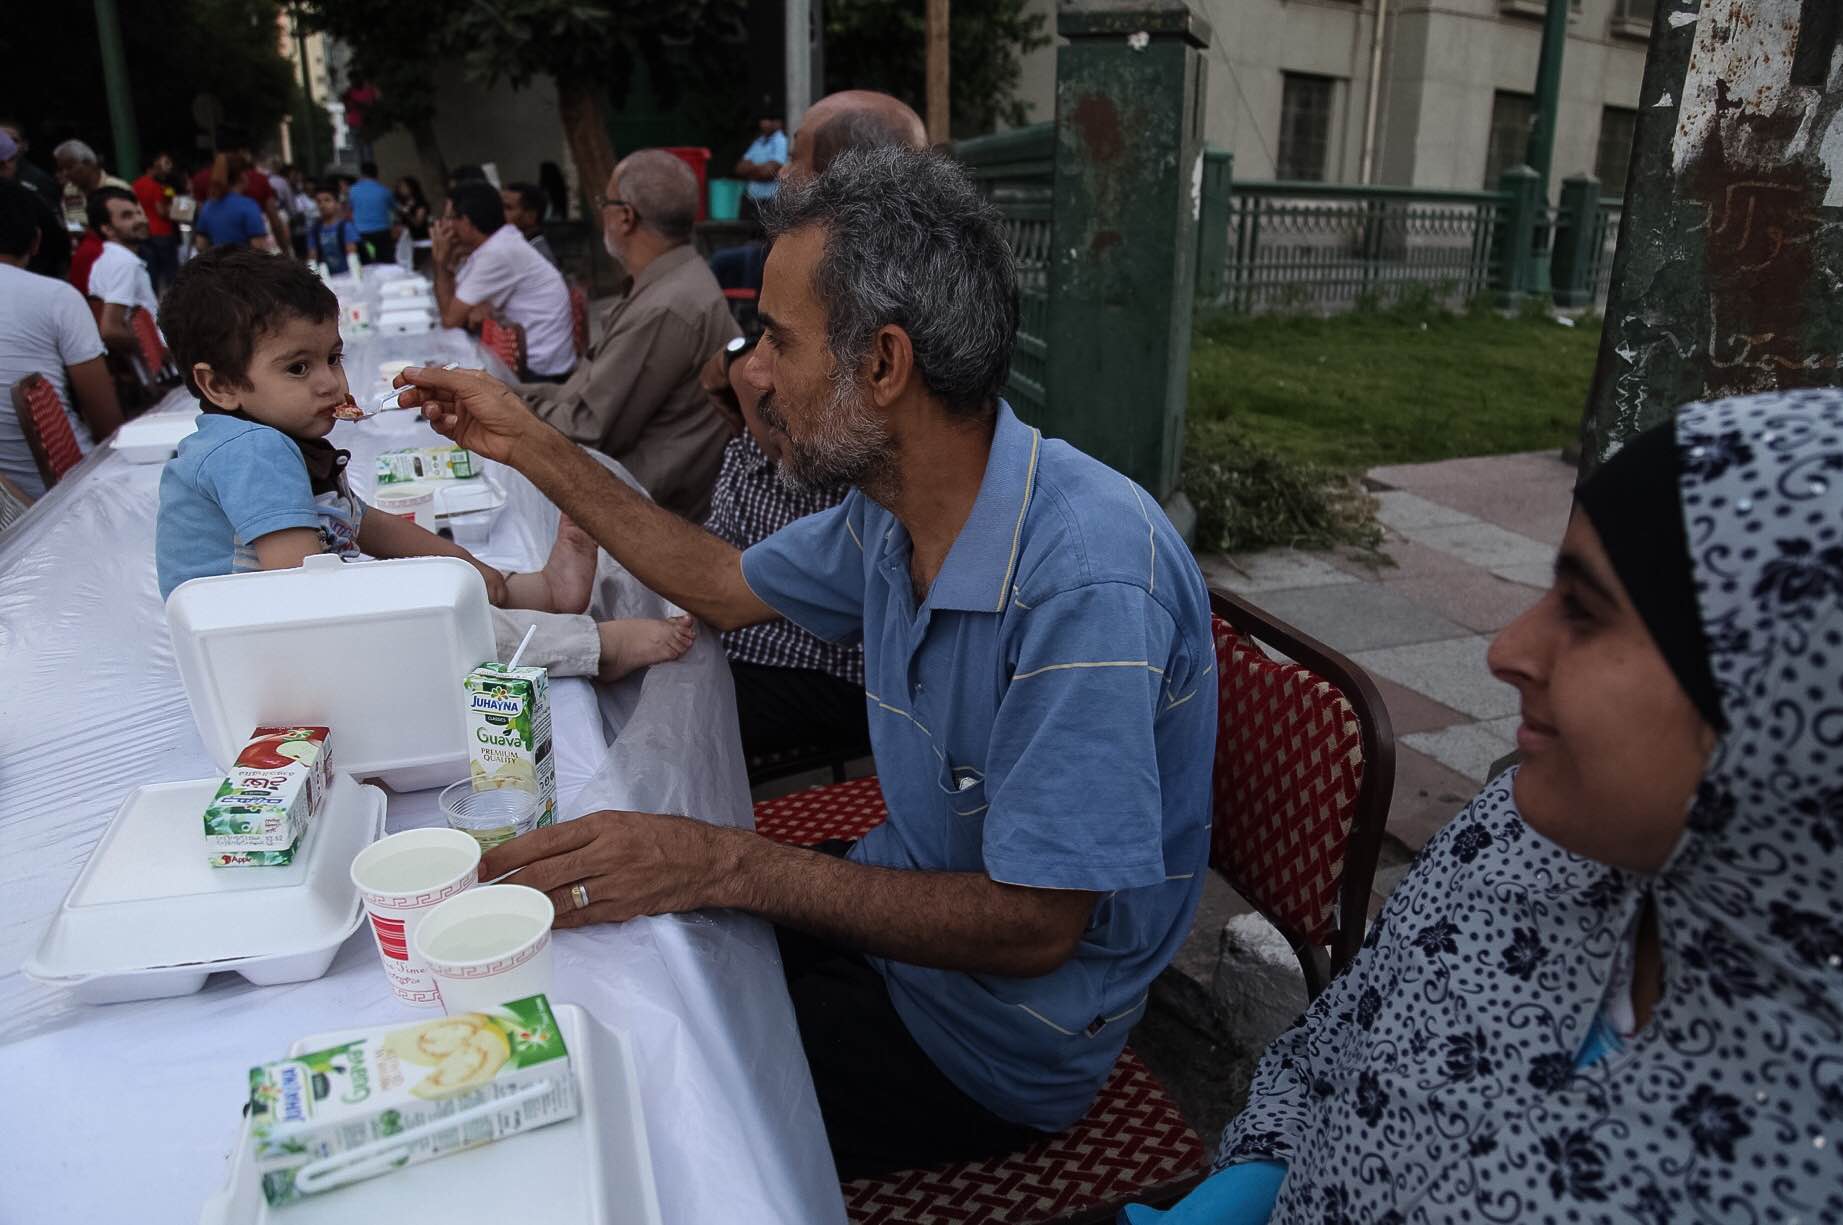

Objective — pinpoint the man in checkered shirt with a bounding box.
[702,335,869,763]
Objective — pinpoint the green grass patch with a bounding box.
[1188,302,1599,471]
[1182,301,1599,552]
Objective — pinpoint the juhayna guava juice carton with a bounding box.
[464,662,556,827]
[247,994,578,1205]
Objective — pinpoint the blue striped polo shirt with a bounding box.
[741,401,1215,1130]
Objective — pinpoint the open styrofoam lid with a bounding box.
[165,555,496,778]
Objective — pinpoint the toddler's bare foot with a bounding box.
[540,516,597,614]
[596,615,696,682]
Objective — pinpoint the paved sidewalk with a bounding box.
[1198,448,1573,905]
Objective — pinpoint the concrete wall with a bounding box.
[370,70,574,213]
[1013,0,1651,197]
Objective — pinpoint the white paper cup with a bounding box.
[373,484,436,529]
[414,883,555,1016]
[349,828,481,1007]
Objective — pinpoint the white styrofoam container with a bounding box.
[199,1004,663,1225]
[166,555,495,791]
[23,772,385,1004]
[113,407,202,463]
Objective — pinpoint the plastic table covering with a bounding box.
[0,320,845,1225]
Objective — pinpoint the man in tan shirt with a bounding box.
[515,149,738,520]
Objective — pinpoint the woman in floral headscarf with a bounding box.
[1134,390,1843,1225]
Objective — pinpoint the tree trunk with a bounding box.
[557,79,616,213]
[410,118,447,191]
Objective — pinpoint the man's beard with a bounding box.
[758,375,898,500]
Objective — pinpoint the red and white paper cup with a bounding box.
[414,884,555,1015]
[349,828,481,1007]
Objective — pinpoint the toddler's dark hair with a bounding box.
[160,248,338,401]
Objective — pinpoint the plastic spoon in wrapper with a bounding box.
[291,1078,558,1195]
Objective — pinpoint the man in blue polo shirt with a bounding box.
[396,145,1214,1179]
[347,161,396,264]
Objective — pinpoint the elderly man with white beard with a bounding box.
[512,148,738,521]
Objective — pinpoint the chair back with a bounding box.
[10,374,85,490]
[130,307,178,387]
[1208,588,1394,996]
[480,317,527,380]
[567,282,589,357]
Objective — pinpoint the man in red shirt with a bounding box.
[68,227,103,295]
[131,151,179,295]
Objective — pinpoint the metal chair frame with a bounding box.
[1208,586,1395,996]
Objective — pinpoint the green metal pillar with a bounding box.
[93,0,139,177]
[1495,165,1543,305]
[1045,0,1211,539]
[292,7,318,175]
[1523,0,1569,187]
[1194,149,1234,303]
[1549,173,1600,307]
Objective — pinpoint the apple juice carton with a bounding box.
[377,446,478,484]
[247,994,579,1206]
[465,662,556,827]
[204,726,333,868]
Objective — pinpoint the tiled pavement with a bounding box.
[1185,449,1574,948]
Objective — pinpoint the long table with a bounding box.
[0,318,845,1223]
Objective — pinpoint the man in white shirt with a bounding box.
[433,180,574,380]
[0,181,121,497]
[85,187,162,366]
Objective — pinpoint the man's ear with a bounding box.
[865,324,916,409]
[193,363,241,411]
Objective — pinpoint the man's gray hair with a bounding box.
[53,139,99,166]
[613,149,698,244]
[763,145,1017,420]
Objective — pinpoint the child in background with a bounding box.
[305,183,362,275]
[154,248,693,680]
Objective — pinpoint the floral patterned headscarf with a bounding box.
[1218,390,1843,1224]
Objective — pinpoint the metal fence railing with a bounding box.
[1214,183,1508,314]
[1589,197,1624,308]
[952,123,1054,418]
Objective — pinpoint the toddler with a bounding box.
[154,247,690,681]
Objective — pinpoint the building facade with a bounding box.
[1015,0,1653,198]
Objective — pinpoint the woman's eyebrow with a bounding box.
[1554,551,1620,606]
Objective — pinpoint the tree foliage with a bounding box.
[1,0,301,172]
[823,0,1050,137]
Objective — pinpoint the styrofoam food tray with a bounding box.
[23,772,384,1004]
[166,555,496,791]
[199,1004,663,1225]
[113,407,202,462]
[434,471,508,520]
[378,275,431,297]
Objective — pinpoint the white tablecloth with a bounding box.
[0,315,845,1224]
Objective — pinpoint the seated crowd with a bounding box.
[7,86,1842,1225]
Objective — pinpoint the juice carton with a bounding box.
[247,994,578,1206]
[377,446,479,484]
[464,663,556,827]
[204,726,333,868]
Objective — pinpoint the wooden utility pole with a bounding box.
[926,0,951,145]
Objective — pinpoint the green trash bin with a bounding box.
[708,178,745,222]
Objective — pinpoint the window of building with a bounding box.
[1595,107,1637,196]
[1613,0,1652,18]
[1276,74,1336,182]
[1484,91,1534,187]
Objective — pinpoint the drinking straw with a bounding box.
[506,624,538,672]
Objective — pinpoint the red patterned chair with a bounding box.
[567,281,590,358]
[754,781,1206,1225]
[747,586,1394,1221]
[9,373,86,491]
[1208,588,1393,993]
[129,306,179,390]
[480,316,526,379]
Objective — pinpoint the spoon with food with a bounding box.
[333,362,462,420]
